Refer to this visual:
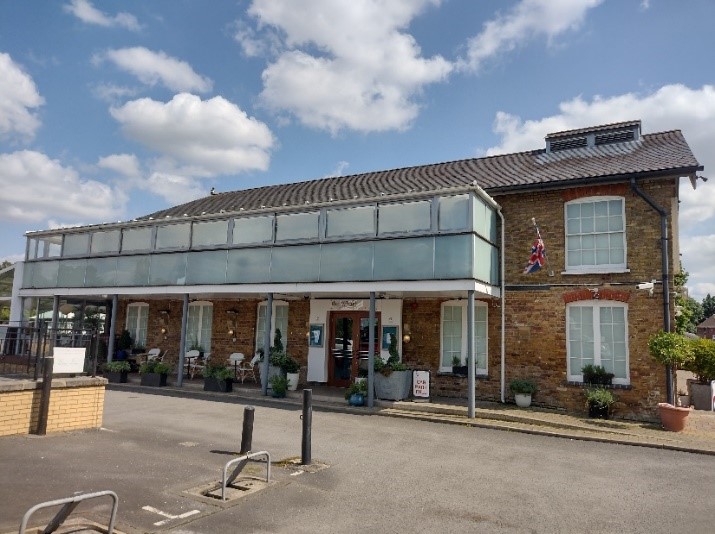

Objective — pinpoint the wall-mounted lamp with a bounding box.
[403,323,412,344]
[159,309,170,316]
[227,328,235,337]
[160,327,167,335]
[226,309,238,315]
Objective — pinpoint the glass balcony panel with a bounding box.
[276,212,319,241]
[33,261,59,288]
[271,245,320,282]
[227,248,271,283]
[373,238,433,280]
[186,250,227,284]
[122,227,152,252]
[233,216,273,245]
[320,242,373,281]
[149,253,187,285]
[156,223,190,250]
[192,220,228,247]
[85,257,118,287]
[378,201,431,234]
[473,238,495,283]
[435,234,472,279]
[326,206,375,237]
[439,195,469,232]
[63,234,89,256]
[57,259,86,287]
[116,256,150,286]
[91,230,120,254]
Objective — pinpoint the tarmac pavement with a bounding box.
[2,379,715,533]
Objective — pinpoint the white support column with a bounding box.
[467,289,475,418]
[177,294,189,387]
[9,262,24,323]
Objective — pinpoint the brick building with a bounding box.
[11,120,705,420]
[696,315,715,340]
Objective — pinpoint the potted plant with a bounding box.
[203,364,234,392]
[139,360,171,387]
[115,329,133,361]
[677,389,690,408]
[345,379,368,406]
[509,378,537,408]
[269,374,289,398]
[585,388,615,419]
[265,329,287,385]
[281,354,300,391]
[451,355,468,377]
[374,334,411,401]
[581,364,614,386]
[103,360,130,383]
[685,337,715,410]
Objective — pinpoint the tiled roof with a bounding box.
[140,128,701,220]
[697,315,715,329]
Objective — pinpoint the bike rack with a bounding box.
[222,450,271,501]
[19,490,118,534]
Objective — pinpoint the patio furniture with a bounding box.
[237,353,260,383]
[229,352,245,381]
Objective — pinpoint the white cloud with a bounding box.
[145,172,206,205]
[96,47,213,93]
[0,150,123,224]
[325,160,350,178]
[109,93,275,176]
[98,153,142,179]
[63,0,140,31]
[458,0,603,72]
[484,83,715,301]
[246,0,452,133]
[91,83,140,104]
[0,53,44,143]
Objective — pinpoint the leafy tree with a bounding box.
[0,260,11,269]
[702,293,715,321]
[674,267,702,334]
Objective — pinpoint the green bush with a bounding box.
[687,337,715,383]
[584,388,616,409]
[139,360,171,375]
[648,331,694,368]
[581,364,615,385]
[509,378,537,395]
[103,360,130,373]
[269,374,289,397]
[280,355,300,374]
[205,364,233,380]
[374,333,408,376]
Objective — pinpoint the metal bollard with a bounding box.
[240,406,255,454]
[301,389,312,465]
[37,357,54,436]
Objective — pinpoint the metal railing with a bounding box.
[221,451,271,501]
[19,490,118,534]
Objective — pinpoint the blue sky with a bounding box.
[1,0,714,299]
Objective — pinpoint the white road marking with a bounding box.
[142,505,200,526]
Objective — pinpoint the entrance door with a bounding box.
[328,311,380,387]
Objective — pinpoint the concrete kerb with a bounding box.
[105,383,715,456]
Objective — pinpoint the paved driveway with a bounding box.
[1,390,714,533]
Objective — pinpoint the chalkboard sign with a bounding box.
[413,370,430,402]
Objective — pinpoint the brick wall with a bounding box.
[0,377,106,436]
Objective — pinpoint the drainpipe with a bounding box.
[629,177,673,404]
[498,210,506,404]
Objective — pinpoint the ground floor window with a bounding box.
[567,301,629,384]
[256,301,289,352]
[187,301,213,353]
[125,302,148,348]
[440,300,487,373]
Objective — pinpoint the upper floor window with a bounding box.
[567,301,629,385]
[440,300,487,374]
[565,197,625,272]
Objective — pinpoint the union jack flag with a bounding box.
[524,238,546,273]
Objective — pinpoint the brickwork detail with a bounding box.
[561,183,629,201]
[0,381,105,437]
[563,288,630,303]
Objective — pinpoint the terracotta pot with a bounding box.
[657,403,690,432]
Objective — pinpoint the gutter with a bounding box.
[629,177,673,403]
[498,210,506,403]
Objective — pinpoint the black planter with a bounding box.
[452,365,468,377]
[588,404,610,419]
[140,373,168,387]
[105,371,128,383]
[204,377,233,392]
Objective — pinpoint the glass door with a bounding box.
[328,311,380,387]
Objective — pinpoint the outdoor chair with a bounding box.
[228,352,245,381]
[184,349,207,379]
[237,353,260,383]
[146,348,162,362]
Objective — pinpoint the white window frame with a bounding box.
[256,300,289,352]
[566,300,630,385]
[439,300,488,374]
[564,196,628,274]
[187,301,213,354]
[125,302,149,348]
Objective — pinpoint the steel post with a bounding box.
[301,389,312,465]
[37,356,54,435]
[240,406,255,454]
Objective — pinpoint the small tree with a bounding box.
[648,330,694,404]
[687,337,715,384]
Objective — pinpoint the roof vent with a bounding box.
[546,120,641,154]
